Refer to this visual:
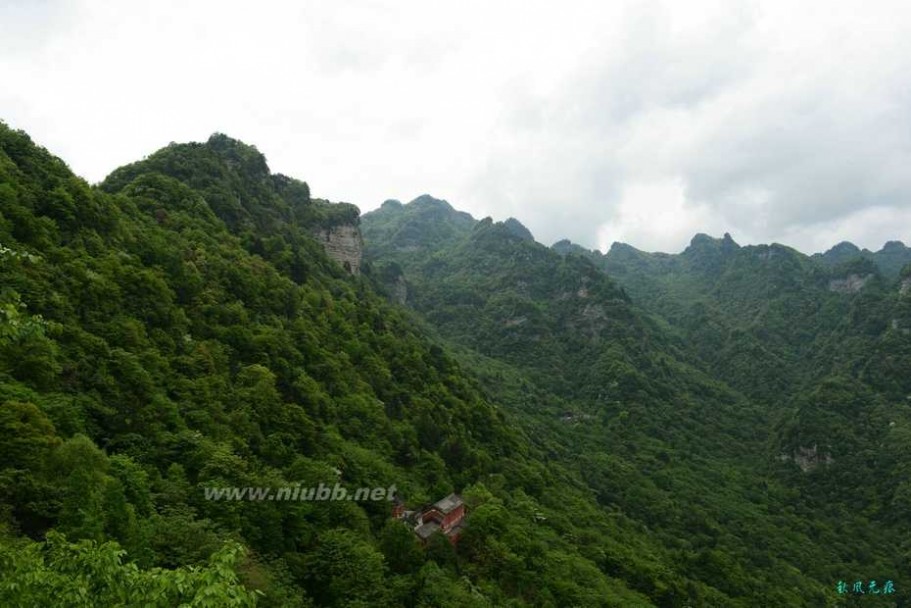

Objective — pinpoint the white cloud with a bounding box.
[2,0,910,254]
[598,178,725,253]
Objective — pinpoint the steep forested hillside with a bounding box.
[559,230,911,602]
[2,121,909,607]
[592,233,911,568]
[364,198,911,607]
[0,123,659,607]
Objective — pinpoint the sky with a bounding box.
[2,0,911,254]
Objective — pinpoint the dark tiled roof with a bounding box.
[432,493,463,514]
[415,521,440,540]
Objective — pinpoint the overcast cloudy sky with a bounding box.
[3,0,910,254]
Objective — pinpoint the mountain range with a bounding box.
[1,123,909,607]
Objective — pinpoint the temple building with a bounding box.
[393,493,466,544]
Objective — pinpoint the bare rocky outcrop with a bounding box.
[391,275,408,304]
[504,316,528,327]
[828,273,873,293]
[901,277,911,296]
[314,224,364,275]
[778,445,834,472]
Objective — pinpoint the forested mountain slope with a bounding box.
[1,121,908,607]
[0,124,661,607]
[364,198,911,607]
[594,234,911,571]
[558,230,911,602]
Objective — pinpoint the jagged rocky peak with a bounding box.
[689,233,715,248]
[469,216,537,245]
[687,232,739,247]
[687,232,738,251]
[683,233,740,261]
[502,217,534,241]
[721,232,739,252]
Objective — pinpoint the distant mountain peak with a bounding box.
[606,241,647,257]
[361,193,476,257]
[880,240,907,252]
[827,241,861,255]
[502,217,534,241]
[408,194,453,210]
[813,241,862,265]
[685,233,739,256]
[552,238,594,257]
[689,233,715,247]
[679,233,741,273]
[813,239,911,278]
[608,241,635,251]
[204,132,270,179]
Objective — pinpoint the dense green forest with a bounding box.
[1,122,909,606]
[363,197,911,607]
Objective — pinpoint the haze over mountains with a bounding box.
[2,126,910,607]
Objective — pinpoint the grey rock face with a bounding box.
[314,224,364,274]
[828,274,873,293]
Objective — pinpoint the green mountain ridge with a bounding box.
[552,233,911,280]
[1,124,910,607]
[363,196,911,606]
[552,233,911,278]
[1,125,612,607]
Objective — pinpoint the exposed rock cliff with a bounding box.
[314,224,364,274]
[778,444,834,472]
[828,273,873,293]
[390,274,408,304]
